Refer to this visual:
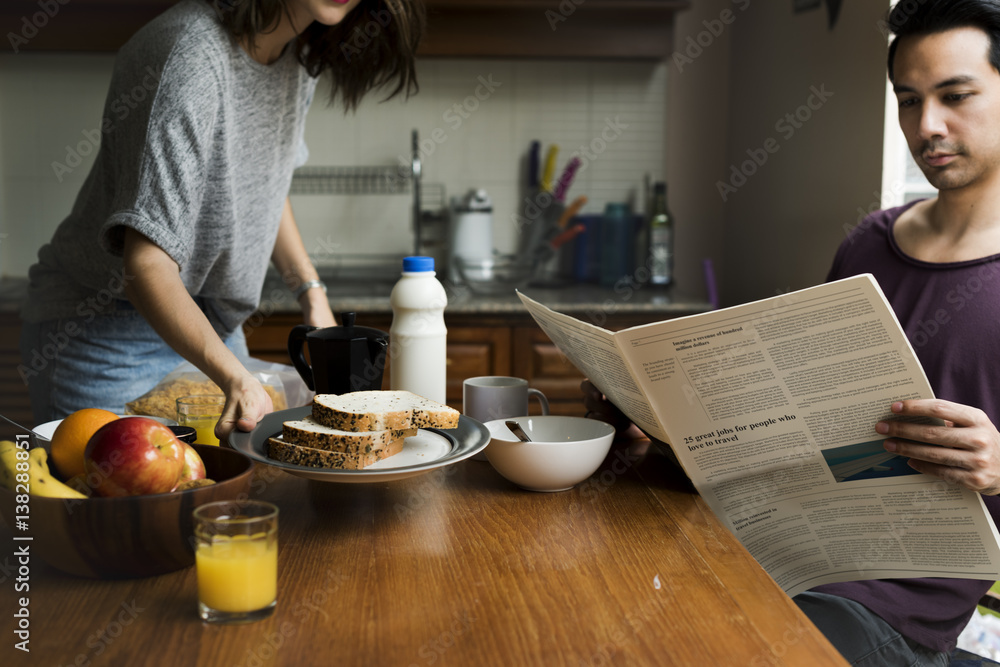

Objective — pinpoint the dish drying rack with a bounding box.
[289,129,443,259]
[289,166,412,195]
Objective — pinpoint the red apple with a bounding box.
[83,417,185,497]
[177,443,206,485]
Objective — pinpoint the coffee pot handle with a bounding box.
[369,335,389,383]
[288,325,317,391]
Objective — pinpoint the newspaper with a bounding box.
[518,274,1000,596]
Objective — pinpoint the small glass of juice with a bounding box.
[176,395,225,446]
[193,500,278,624]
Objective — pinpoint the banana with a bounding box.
[0,442,86,499]
[26,448,87,499]
[0,440,17,490]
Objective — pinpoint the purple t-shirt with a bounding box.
[814,200,1000,653]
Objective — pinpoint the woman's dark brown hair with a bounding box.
[209,0,425,112]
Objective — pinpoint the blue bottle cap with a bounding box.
[402,256,435,272]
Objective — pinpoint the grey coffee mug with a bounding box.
[463,376,549,461]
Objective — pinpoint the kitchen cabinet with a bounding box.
[243,313,549,415]
[242,312,658,417]
[3,0,690,59]
[420,0,690,59]
[2,0,170,53]
[512,325,586,416]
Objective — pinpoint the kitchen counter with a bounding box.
[2,275,713,319]
[259,273,713,319]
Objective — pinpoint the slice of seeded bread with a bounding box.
[266,436,405,470]
[282,417,416,454]
[312,391,460,432]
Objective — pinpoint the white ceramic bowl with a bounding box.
[484,416,615,492]
[33,415,178,441]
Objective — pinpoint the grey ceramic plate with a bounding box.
[228,406,489,483]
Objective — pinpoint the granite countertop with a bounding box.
[2,275,713,318]
[258,273,712,317]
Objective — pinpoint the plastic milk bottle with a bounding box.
[389,256,448,403]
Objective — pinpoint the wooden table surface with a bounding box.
[0,439,847,667]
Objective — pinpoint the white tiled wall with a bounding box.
[0,53,668,277]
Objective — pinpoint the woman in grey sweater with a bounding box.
[19,0,425,440]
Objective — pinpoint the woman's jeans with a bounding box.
[19,300,248,423]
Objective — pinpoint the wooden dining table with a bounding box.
[1,437,847,666]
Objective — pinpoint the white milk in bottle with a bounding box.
[389,256,448,402]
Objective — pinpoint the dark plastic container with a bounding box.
[599,203,634,287]
[572,214,603,283]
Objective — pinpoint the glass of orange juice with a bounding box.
[176,395,225,446]
[193,500,278,624]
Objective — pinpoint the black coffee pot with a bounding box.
[288,312,388,395]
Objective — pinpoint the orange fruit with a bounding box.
[50,408,120,479]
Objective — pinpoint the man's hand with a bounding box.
[581,380,631,432]
[877,398,1000,495]
[580,379,685,472]
[581,379,648,440]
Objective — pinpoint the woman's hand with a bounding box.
[123,228,275,443]
[215,370,274,442]
[123,217,318,444]
[300,287,336,328]
[877,398,1000,495]
[270,197,336,328]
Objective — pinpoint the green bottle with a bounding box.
[648,182,673,286]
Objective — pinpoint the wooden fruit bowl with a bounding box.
[0,445,255,578]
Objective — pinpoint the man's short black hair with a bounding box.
[886,0,1000,82]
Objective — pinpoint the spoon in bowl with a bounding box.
[505,420,532,442]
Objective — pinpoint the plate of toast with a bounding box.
[227,391,490,483]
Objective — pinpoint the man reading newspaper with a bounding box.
[583,2,1000,665]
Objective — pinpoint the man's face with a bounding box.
[893,26,1000,191]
